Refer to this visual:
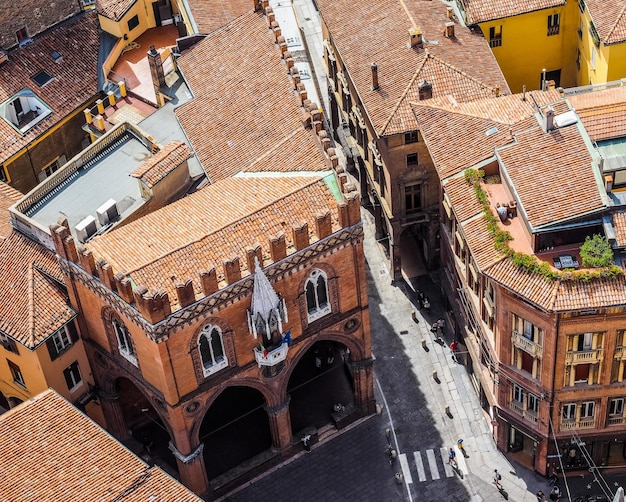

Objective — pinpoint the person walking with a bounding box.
[549,485,561,501]
[448,447,457,467]
[450,340,458,362]
[536,490,546,501]
[493,469,502,489]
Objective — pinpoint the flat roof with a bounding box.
[26,133,147,239]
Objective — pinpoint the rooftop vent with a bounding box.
[553,110,578,128]
[51,50,62,62]
[371,62,379,90]
[75,215,97,243]
[96,199,119,226]
[408,27,423,48]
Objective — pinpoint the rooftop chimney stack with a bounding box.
[522,84,527,101]
[543,106,555,132]
[371,62,379,90]
[408,27,423,48]
[147,45,166,104]
[445,22,455,38]
[447,6,454,19]
[418,80,433,100]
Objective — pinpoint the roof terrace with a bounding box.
[10,121,156,251]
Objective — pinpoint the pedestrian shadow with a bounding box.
[497,487,509,500]
[452,464,464,479]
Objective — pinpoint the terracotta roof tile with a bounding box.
[0,182,22,240]
[96,0,135,20]
[0,389,202,501]
[0,12,100,164]
[130,141,193,188]
[496,119,603,229]
[614,211,626,247]
[485,258,559,310]
[569,87,626,141]
[176,11,304,182]
[0,232,75,348]
[585,0,626,44]
[443,175,483,223]
[185,0,251,34]
[553,275,626,310]
[87,176,340,303]
[461,215,506,270]
[316,0,509,135]
[460,0,565,24]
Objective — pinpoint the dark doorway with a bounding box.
[200,386,271,479]
[0,391,9,414]
[152,2,162,26]
[116,377,178,476]
[541,69,561,89]
[287,341,354,434]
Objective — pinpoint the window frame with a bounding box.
[404,131,419,144]
[547,14,560,36]
[52,326,72,354]
[406,152,418,168]
[513,384,523,403]
[528,393,539,413]
[562,403,576,420]
[63,361,83,392]
[305,269,331,322]
[404,184,422,214]
[580,401,595,418]
[112,319,137,366]
[8,360,25,387]
[610,397,624,416]
[198,324,228,377]
[0,333,18,354]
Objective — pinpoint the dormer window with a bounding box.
[0,88,52,134]
[32,70,53,87]
[16,27,31,47]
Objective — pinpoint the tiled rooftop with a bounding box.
[0,12,100,165]
[87,174,341,304]
[185,0,251,34]
[614,211,626,247]
[0,182,22,241]
[569,87,626,141]
[0,389,202,501]
[0,231,75,348]
[460,0,565,25]
[584,0,626,44]
[316,0,509,135]
[130,141,193,188]
[96,0,135,21]
[175,10,305,183]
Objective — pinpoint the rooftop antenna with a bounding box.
[522,84,526,101]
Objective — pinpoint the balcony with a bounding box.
[561,418,595,430]
[547,25,560,36]
[565,348,602,364]
[508,401,539,423]
[254,343,289,367]
[614,346,626,360]
[608,416,626,426]
[489,37,502,48]
[512,331,542,357]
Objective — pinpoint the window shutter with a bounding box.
[63,366,73,389]
[67,321,79,344]
[46,337,60,361]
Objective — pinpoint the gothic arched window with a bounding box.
[198,324,228,377]
[112,319,137,366]
[305,269,331,322]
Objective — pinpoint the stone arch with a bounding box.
[188,316,237,384]
[190,378,274,447]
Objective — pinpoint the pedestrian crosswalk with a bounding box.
[399,447,468,484]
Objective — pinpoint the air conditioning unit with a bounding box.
[96,199,119,226]
[75,215,97,243]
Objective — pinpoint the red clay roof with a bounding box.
[87,175,340,304]
[569,87,626,141]
[0,12,100,165]
[185,0,251,34]
[130,141,193,188]
[460,0,565,25]
[0,389,202,501]
[175,11,305,183]
[96,0,135,21]
[585,0,626,45]
[0,232,75,348]
[0,182,22,241]
[316,0,509,135]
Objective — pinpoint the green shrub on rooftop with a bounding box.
[580,234,613,268]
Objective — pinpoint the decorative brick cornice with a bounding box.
[58,224,363,343]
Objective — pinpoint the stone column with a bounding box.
[169,441,210,496]
[264,396,292,450]
[99,390,130,440]
[349,357,376,414]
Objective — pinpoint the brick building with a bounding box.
[8,6,374,499]
[317,0,509,280]
[413,83,626,477]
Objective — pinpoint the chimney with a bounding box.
[494,85,500,97]
[147,45,166,91]
[447,6,454,19]
[543,106,555,132]
[522,84,526,101]
[418,80,433,100]
[371,62,379,90]
[445,22,455,38]
[408,27,423,48]
[605,174,614,193]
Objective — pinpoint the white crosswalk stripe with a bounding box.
[399,453,413,484]
[413,450,426,482]
[426,448,440,480]
[440,447,455,477]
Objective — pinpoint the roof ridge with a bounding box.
[411,98,511,125]
[606,4,626,43]
[27,262,36,348]
[122,176,329,276]
[245,128,302,170]
[428,53,497,94]
[380,51,430,135]
[547,276,562,311]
